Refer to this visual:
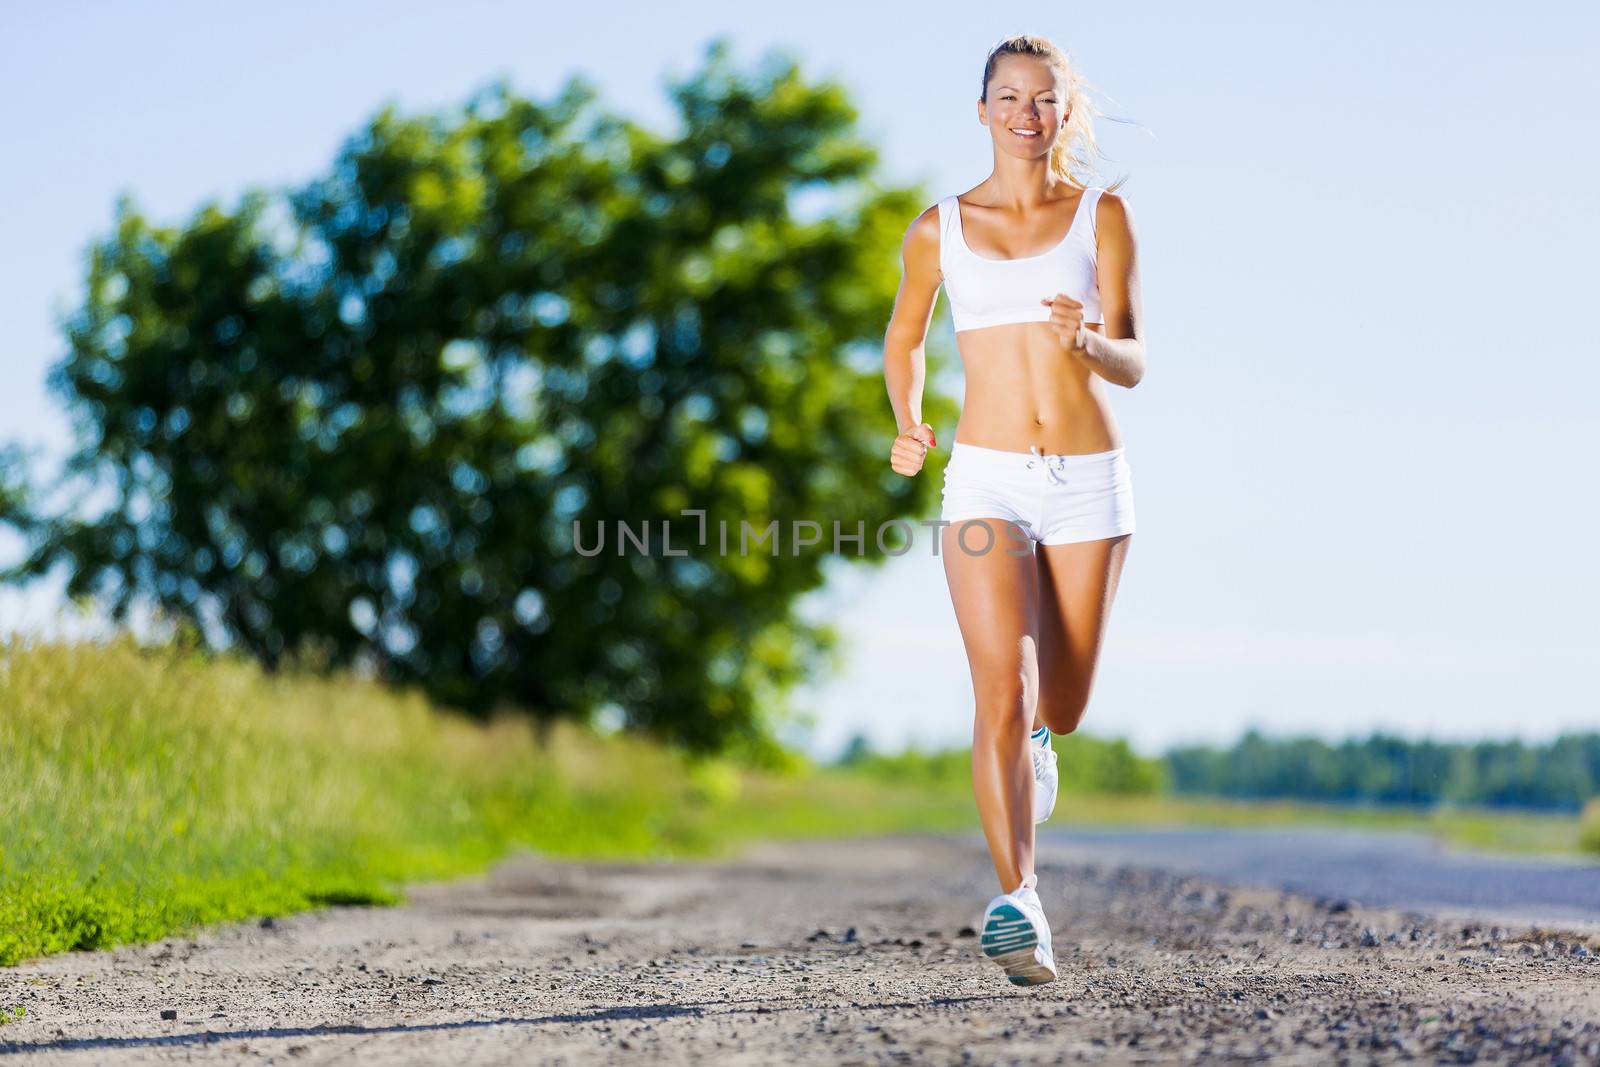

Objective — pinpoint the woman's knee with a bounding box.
[971,677,1030,732]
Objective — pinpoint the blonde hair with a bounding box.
[980,34,1127,193]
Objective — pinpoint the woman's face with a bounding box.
[979,54,1068,161]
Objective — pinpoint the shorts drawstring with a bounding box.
[942,441,1136,545]
[1026,444,1069,486]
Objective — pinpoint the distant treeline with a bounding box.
[1166,731,1600,811]
[838,732,1165,796]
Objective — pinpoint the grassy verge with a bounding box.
[843,744,1593,859]
[0,635,982,967]
[1048,794,1587,857]
[1,635,1591,968]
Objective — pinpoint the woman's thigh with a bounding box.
[1033,533,1132,732]
[941,519,1039,714]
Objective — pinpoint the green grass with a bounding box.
[845,746,1592,858]
[1052,794,1588,856]
[0,634,983,967]
[1,634,1592,969]
[1580,798,1600,854]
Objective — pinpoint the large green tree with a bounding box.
[2,39,957,752]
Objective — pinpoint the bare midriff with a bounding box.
[952,321,1120,455]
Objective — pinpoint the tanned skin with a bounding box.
[882,52,1146,893]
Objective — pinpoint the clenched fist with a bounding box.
[1039,293,1088,358]
[890,422,937,477]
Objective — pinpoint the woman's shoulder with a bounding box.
[1091,187,1134,237]
[913,191,963,225]
[1089,185,1131,214]
[906,199,944,241]
[907,190,965,244]
[902,201,946,275]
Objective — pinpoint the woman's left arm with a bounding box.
[1055,192,1146,388]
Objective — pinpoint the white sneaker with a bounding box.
[1032,738,1058,824]
[979,873,1057,986]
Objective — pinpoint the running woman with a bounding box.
[883,34,1145,987]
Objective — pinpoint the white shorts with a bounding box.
[939,441,1136,547]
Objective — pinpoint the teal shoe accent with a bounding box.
[980,896,1057,986]
[980,904,1037,957]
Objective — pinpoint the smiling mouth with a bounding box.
[1009,128,1041,139]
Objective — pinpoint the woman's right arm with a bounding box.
[884,206,944,476]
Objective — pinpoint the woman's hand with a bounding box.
[1040,294,1088,361]
[890,422,937,477]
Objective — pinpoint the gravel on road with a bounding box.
[2,834,1597,1065]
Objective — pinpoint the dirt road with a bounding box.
[3,833,1598,1064]
[1045,827,1600,928]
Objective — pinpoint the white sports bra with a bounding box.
[937,187,1104,334]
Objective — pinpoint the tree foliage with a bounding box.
[1166,730,1600,811]
[837,733,1167,796]
[2,39,957,752]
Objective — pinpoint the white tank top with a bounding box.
[937,187,1104,334]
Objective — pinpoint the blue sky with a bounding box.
[3,1,1596,757]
